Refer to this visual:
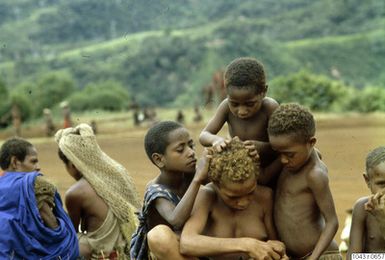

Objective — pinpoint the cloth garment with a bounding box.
[78,208,127,259]
[0,171,79,259]
[130,184,181,260]
[55,123,140,251]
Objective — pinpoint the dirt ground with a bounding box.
[20,114,385,245]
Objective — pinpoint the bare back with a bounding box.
[65,178,109,233]
[274,150,338,257]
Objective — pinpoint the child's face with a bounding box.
[227,87,265,119]
[270,134,315,173]
[15,147,40,172]
[365,161,385,194]
[162,127,197,174]
[215,174,257,210]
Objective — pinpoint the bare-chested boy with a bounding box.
[56,123,140,259]
[199,57,279,169]
[267,103,341,260]
[130,120,210,260]
[348,146,385,258]
[180,137,287,260]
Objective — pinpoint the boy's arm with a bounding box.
[154,151,210,230]
[307,170,339,260]
[347,198,367,259]
[262,187,278,240]
[258,158,282,186]
[180,187,282,259]
[199,100,229,150]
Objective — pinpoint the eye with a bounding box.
[188,142,195,149]
[246,102,256,107]
[229,102,239,107]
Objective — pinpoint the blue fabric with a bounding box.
[0,171,79,260]
[130,184,180,260]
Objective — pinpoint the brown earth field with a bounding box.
[8,114,385,246]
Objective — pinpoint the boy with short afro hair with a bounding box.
[199,57,279,173]
[130,120,210,260]
[180,137,288,260]
[348,146,385,257]
[268,103,341,260]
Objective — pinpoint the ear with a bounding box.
[309,137,317,146]
[152,153,165,168]
[363,172,370,186]
[10,156,19,170]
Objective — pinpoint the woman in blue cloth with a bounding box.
[0,137,79,260]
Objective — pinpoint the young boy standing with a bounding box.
[180,137,287,260]
[130,120,210,260]
[55,123,140,259]
[199,57,279,169]
[267,103,341,260]
[348,146,385,257]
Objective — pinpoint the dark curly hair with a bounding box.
[268,103,315,143]
[208,138,259,185]
[0,137,34,170]
[366,146,385,175]
[224,57,267,94]
[144,120,183,164]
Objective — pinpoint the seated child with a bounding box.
[0,137,79,259]
[199,57,279,169]
[267,103,341,260]
[180,137,287,260]
[348,146,385,257]
[130,121,210,260]
[55,123,140,259]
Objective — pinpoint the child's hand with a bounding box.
[365,189,385,215]
[266,240,287,258]
[212,137,230,152]
[193,148,212,184]
[243,140,260,165]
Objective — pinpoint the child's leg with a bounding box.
[147,225,198,260]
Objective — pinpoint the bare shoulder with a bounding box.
[65,178,93,200]
[353,196,369,213]
[216,99,230,114]
[262,97,279,116]
[254,185,273,202]
[306,155,329,184]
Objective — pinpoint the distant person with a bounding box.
[55,123,141,259]
[90,120,97,134]
[60,101,73,128]
[193,106,203,123]
[180,137,288,260]
[133,107,141,127]
[11,102,22,136]
[348,146,385,258]
[199,57,279,172]
[0,137,79,259]
[176,109,185,124]
[130,121,210,259]
[43,108,56,137]
[268,103,341,259]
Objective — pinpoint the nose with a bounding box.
[35,163,41,172]
[237,107,248,116]
[187,146,195,158]
[280,155,289,165]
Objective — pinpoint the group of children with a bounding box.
[0,57,384,259]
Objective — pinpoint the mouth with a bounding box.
[187,159,197,167]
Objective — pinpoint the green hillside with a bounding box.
[0,0,384,111]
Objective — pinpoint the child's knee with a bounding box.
[148,225,177,255]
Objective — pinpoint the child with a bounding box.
[130,120,210,260]
[199,57,279,169]
[0,137,79,259]
[180,137,287,260]
[55,123,140,259]
[267,103,341,260]
[348,146,385,257]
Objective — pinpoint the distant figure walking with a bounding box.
[193,105,203,123]
[43,108,56,137]
[176,109,185,124]
[11,103,22,136]
[60,101,72,128]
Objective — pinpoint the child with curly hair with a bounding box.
[348,146,385,258]
[268,103,340,260]
[180,137,287,260]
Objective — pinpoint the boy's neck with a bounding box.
[157,170,190,190]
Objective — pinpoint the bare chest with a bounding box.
[227,114,268,141]
[365,215,385,252]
